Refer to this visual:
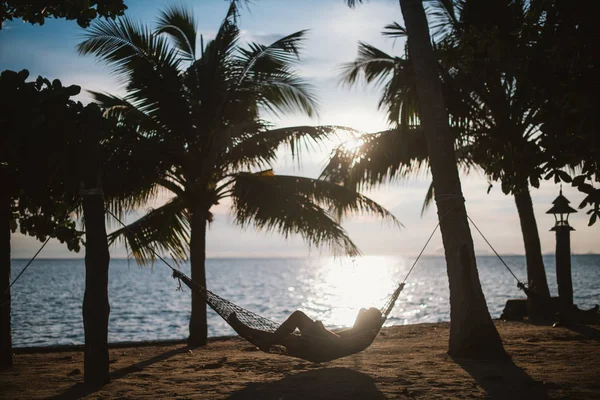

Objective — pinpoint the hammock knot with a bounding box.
[172,270,185,291]
[172,269,184,280]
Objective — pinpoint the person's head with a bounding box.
[353,307,382,329]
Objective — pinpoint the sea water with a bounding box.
[9,255,600,348]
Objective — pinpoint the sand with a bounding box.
[1,321,599,399]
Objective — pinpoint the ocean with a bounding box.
[9,255,600,348]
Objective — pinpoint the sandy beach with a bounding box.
[1,320,599,399]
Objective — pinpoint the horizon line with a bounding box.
[10,253,600,261]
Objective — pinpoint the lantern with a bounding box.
[546,186,577,230]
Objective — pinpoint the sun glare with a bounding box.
[342,137,365,153]
[300,256,404,328]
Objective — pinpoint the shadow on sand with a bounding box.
[453,356,548,400]
[564,324,600,342]
[48,345,196,400]
[227,367,384,400]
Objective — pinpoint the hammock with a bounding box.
[99,206,541,362]
[172,269,405,362]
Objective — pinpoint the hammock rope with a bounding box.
[4,197,83,296]
[466,215,522,284]
[465,215,549,298]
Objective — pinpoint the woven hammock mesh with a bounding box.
[176,272,280,333]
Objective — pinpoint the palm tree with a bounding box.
[426,0,559,312]
[343,0,506,359]
[339,0,559,319]
[78,3,399,345]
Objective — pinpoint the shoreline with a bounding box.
[2,321,599,399]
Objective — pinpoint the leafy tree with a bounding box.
[0,0,126,29]
[342,0,506,358]
[534,0,599,226]
[0,69,82,367]
[78,3,399,346]
[1,69,163,381]
[337,1,589,318]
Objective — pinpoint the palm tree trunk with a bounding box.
[399,0,506,359]
[513,182,551,319]
[82,190,110,385]
[0,196,12,368]
[188,206,208,346]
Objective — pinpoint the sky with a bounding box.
[2,0,598,259]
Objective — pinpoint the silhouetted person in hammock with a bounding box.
[228,307,383,352]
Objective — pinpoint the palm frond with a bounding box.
[321,127,430,191]
[184,2,241,127]
[382,22,407,39]
[78,16,192,137]
[77,16,181,80]
[427,0,465,41]
[156,5,197,62]
[237,30,319,117]
[200,1,240,67]
[89,91,164,133]
[421,181,435,216]
[248,73,319,118]
[107,196,189,264]
[230,172,361,256]
[345,0,365,7]
[341,41,418,127]
[339,42,397,87]
[224,125,357,171]
[101,125,171,219]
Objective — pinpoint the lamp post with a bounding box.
[546,187,577,315]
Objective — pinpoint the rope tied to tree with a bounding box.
[465,215,531,294]
[420,192,533,295]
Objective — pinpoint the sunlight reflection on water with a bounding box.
[299,256,404,328]
[10,255,600,347]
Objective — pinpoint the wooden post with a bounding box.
[0,196,12,368]
[546,188,577,323]
[81,177,110,385]
[81,150,110,386]
[553,225,574,311]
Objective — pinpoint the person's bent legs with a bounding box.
[274,310,316,338]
